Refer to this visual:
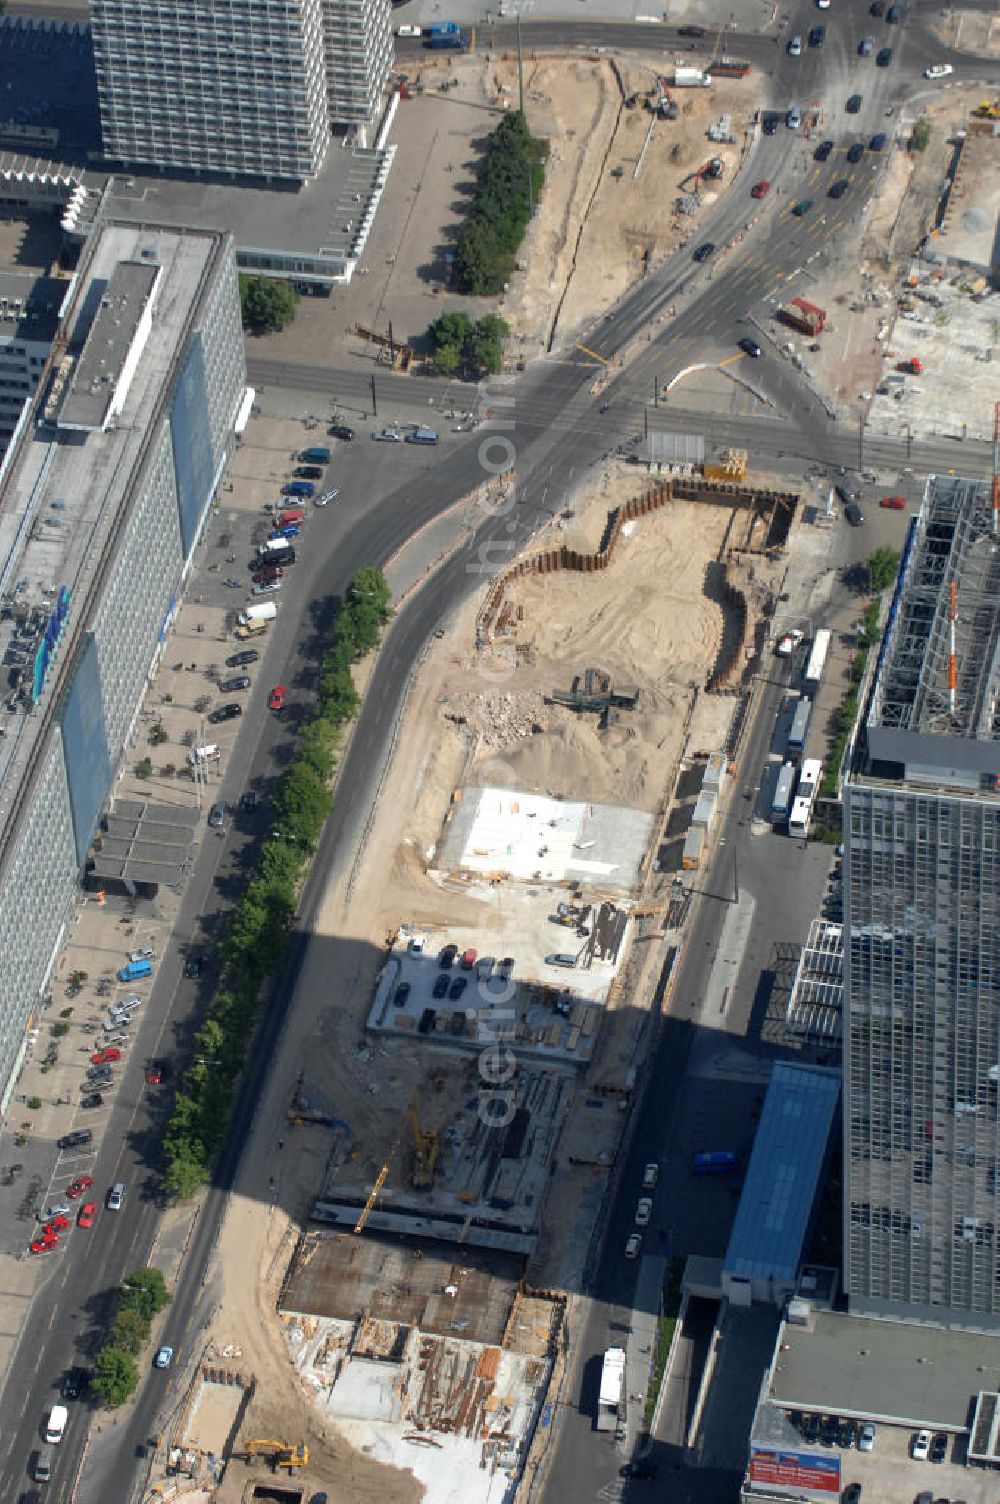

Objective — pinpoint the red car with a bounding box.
[42,1215,71,1235]
[30,1235,58,1254]
[880,494,906,510]
[66,1175,94,1199]
[77,1202,97,1229]
[751,180,770,199]
[268,685,286,711]
[91,1047,121,1066]
[145,1060,167,1085]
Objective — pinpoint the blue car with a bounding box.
[270,524,300,540]
[282,481,315,498]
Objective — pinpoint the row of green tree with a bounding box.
[819,548,900,801]
[93,1268,172,1407]
[161,569,393,1203]
[453,111,547,296]
[425,312,510,376]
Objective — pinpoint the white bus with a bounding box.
[804,629,832,690]
[789,759,823,837]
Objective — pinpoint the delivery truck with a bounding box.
[239,602,277,627]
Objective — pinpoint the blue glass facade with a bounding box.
[62,633,112,865]
[170,334,214,559]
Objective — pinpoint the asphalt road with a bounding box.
[2,1,998,1500]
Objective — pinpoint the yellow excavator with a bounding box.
[243,1438,309,1470]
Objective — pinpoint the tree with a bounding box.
[93,1346,140,1407]
[433,343,462,375]
[469,315,510,376]
[427,311,472,352]
[868,547,900,593]
[911,119,931,153]
[112,1307,150,1355]
[239,275,299,334]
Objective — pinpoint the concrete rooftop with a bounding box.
[438,785,655,892]
[768,1308,1000,1430]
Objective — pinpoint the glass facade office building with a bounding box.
[0,221,245,1110]
[844,476,1000,1329]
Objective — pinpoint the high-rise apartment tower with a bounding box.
[90,0,392,181]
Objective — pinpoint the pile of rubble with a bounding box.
[443,689,552,747]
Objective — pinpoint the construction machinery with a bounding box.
[243,1439,309,1471]
[972,98,1000,120]
[679,156,724,192]
[354,1162,388,1233]
[409,1100,440,1189]
[896,356,924,375]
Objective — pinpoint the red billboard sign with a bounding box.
[749,1446,840,1497]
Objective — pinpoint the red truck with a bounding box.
[779,297,827,336]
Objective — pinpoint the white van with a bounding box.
[45,1404,68,1443]
[188,743,221,765]
[238,602,277,626]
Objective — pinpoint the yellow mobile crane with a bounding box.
[409,1100,440,1189]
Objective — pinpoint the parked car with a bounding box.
[498,956,515,980]
[859,34,875,54]
[847,143,864,163]
[219,674,252,692]
[829,179,850,198]
[803,1413,822,1443]
[762,112,779,135]
[42,1215,71,1234]
[39,1203,72,1222]
[432,973,450,999]
[329,424,355,441]
[841,1486,861,1504]
[814,139,834,160]
[91,1048,120,1065]
[846,93,863,112]
[786,106,802,129]
[821,1415,839,1447]
[209,703,243,723]
[393,982,411,1008]
[438,943,458,968]
[227,648,259,667]
[80,1094,103,1110]
[751,180,770,198]
[67,1176,94,1199]
[449,976,468,1001]
[880,494,906,509]
[870,132,887,150]
[791,200,813,216]
[911,1429,932,1461]
[838,1419,857,1448]
[876,46,892,64]
[208,801,228,829]
[31,1236,58,1254]
[294,466,323,479]
[929,1433,948,1463]
[845,502,865,527]
[87,1065,114,1082]
[372,428,402,442]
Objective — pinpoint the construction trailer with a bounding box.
[671,65,712,87]
[708,57,752,77]
[778,298,827,337]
